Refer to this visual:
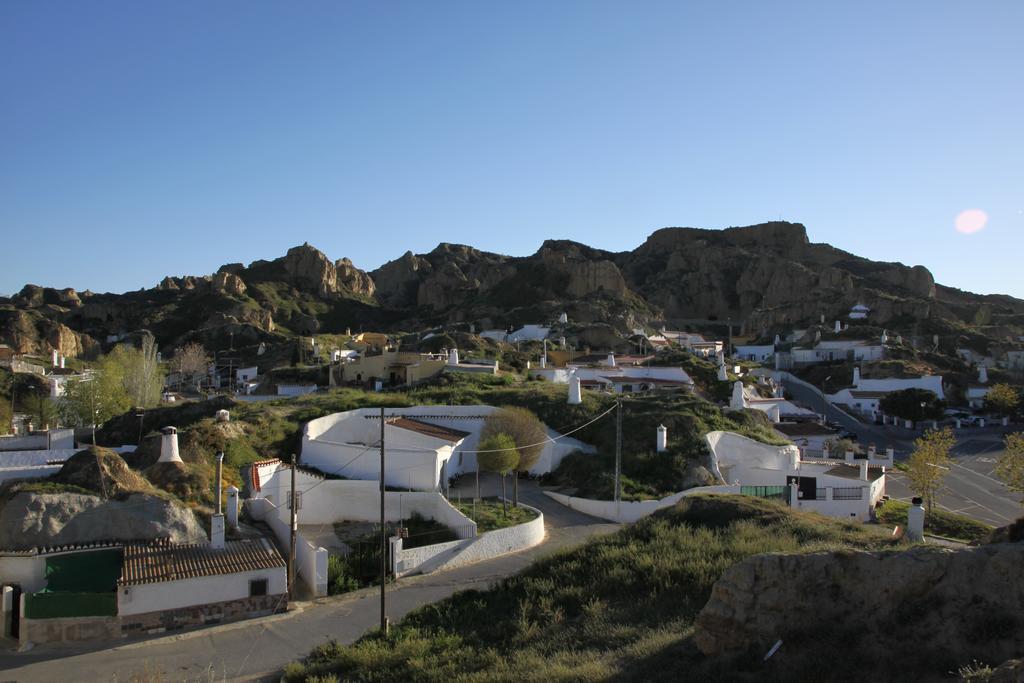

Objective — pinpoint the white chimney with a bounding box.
[59,355,65,369]
[226,485,240,529]
[853,367,861,387]
[881,329,888,344]
[52,349,58,367]
[215,409,230,423]
[607,353,616,367]
[773,334,780,346]
[767,404,781,423]
[906,497,925,542]
[717,363,728,382]
[448,348,459,366]
[158,426,183,463]
[730,381,746,410]
[834,320,841,334]
[859,461,869,481]
[568,372,582,405]
[656,425,667,452]
[822,442,831,458]
[978,365,988,384]
[845,449,855,462]
[558,312,568,324]
[211,452,225,549]
[789,448,800,470]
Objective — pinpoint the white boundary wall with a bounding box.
[544,486,741,524]
[255,466,476,537]
[394,504,545,576]
[246,497,328,596]
[0,450,80,467]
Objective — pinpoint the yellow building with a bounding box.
[347,332,395,354]
[333,351,447,387]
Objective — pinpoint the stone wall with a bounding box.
[120,593,286,636]
[21,615,120,647]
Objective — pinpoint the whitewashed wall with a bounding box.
[0,465,62,485]
[246,497,328,596]
[257,471,475,537]
[544,486,742,524]
[0,555,46,593]
[117,566,287,616]
[301,406,596,488]
[395,504,545,576]
[0,450,79,467]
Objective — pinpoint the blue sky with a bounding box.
[1,2,1021,297]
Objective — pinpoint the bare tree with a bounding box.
[172,342,210,391]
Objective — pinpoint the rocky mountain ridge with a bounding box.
[2,222,1022,357]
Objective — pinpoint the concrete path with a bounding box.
[0,479,618,683]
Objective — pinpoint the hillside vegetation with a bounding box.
[283,495,904,683]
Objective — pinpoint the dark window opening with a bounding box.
[250,578,268,597]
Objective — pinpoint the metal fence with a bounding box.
[740,485,788,500]
[832,487,864,501]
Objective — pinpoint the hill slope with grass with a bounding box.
[284,495,915,682]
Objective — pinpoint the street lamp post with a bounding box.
[821,375,832,423]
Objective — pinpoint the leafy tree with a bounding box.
[58,363,131,432]
[481,407,546,506]
[995,432,1024,500]
[879,388,945,424]
[0,370,12,434]
[477,433,520,515]
[113,335,164,408]
[985,383,1019,417]
[906,427,956,518]
[26,392,57,429]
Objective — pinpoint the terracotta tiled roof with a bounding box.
[390,418,470,443]
[119,538,285,586]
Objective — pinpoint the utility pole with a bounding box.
[288,454,297,599]
[614,400,622,503]
[379,406,389,637]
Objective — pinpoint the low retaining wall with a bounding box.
[544,485,742,524]
[21,614,120,647]
[395,504,545,576]
[120,593,286,636]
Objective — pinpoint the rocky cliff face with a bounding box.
[694,544,1024,668]
[277,243,376,298]
[3,224,1020,355]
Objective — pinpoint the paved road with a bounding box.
[784,378,1023,527]
[0,480,618,683]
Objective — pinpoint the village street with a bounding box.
[0,481,618,683]
[783,378,1023,527]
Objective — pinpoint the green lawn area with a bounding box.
[453,498,539,532]
[284,495,906,682]
[876,499,994,543]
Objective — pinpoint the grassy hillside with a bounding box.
[92,374,789,506]
[283,495,902,682]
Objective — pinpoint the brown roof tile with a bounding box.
[119,538,285,586]
[389,417,470,443]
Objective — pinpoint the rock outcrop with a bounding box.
[212,270,247,297]
[694,544,1024,667]
[0,492,207,549]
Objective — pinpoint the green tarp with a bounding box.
[25,549,123,619]
[43,549,122,593]
[23,592,117,619]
